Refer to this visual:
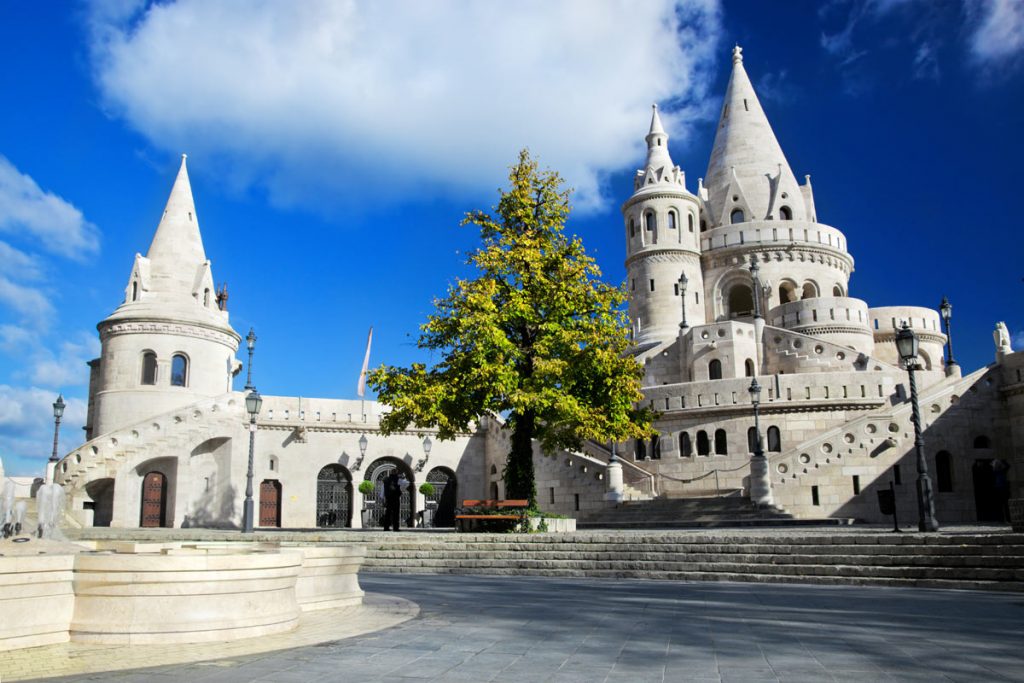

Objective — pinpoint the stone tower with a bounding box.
[85,156,241,438]
[623,105,704,353]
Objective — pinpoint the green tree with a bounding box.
[369,150,653,507]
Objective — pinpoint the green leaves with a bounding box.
[369,150,654,505]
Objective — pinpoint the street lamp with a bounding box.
[242,388,263,533]
[747,378,772,507]
[244,328,257,391]
[50,395,65,464]
[678,272,689,330]
[416,435,432,472]
[939,297,956,371]
[748,255,762,320]
[354,434,368,470]
[895,323,939,532]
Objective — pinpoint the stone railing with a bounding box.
[700,220,848,254]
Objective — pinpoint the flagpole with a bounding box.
[357,327,373,422]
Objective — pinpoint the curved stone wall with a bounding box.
[869,306,946,371]
[768,297,873,356]
[0,554,76,649]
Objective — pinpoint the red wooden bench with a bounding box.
[455,499,529,531]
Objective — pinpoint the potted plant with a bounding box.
[358,480,376,527]
[419,482,436,527]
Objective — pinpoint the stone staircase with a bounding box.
[359,531,1024,592]
[66,527,1024,592]
[576,493,802,529]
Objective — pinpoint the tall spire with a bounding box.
[633,104,687,194]
[704,46,807,225]
[145,154,208,295]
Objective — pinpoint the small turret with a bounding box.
[634,105,687,193]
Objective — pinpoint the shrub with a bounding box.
[357,480,375,496]
[419,482,435,496]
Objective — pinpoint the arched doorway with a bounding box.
[364,458,414,529]
[316,465,352,528]
[972,459,1005,522]
[140,471,167,528]
[85,478,115,527]
[727,284,753,318]
[426,467,458,527]
[259,479,282,527]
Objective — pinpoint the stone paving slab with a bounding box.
[23,572,1024,683]
[0,593,417,682]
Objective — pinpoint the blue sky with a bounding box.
[1,0,1022,476]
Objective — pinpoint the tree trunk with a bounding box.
[504,409,537,508]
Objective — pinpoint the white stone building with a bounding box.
[53,47,1022,529]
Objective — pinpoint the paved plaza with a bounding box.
[27,572,1024,683]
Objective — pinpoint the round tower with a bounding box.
[623,105,704,348]
[87,156,241,438]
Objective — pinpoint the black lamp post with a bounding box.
[242,388,263,533]
[50,395,65,464]
[678,272,689,330]
[895,323,939,532]
[939,297,956,371]
[748,255,762,320]
[354,434,368,471]
[747,378,772,506]
[244,328,257,391]
[416,435,432,472]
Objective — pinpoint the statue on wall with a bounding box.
[994,322,1012,355]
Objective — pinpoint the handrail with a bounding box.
[584,440,658,497]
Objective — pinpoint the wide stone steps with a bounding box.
[579,495,797,528]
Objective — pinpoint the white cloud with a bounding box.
[0,156,100,260]
[87,0,722,212]
[967,0,1024,65]
[0,385,87,477]
[29,333,100,388]
[0,276,54,330]
[0,241,45,281]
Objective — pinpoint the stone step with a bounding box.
[361,566,1024,592]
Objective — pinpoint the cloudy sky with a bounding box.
[1,0,1022,476]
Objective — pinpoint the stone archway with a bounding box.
[426,466,458,527]
[316,464,352,528]
[364,458,414,529]
[85,478,115,527]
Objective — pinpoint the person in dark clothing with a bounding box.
[382,471,403,531]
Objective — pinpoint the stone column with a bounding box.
[605,458,624,503]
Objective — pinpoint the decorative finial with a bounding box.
[732,44,743,64]
[181,153,187,160]
[652,103,658,111]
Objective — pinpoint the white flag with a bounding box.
[357,327,373,397]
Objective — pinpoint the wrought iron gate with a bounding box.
[316,465,351,528]
[365,460,412,528]
[426,467,457,527]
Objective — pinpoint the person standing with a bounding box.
[383,471,402,532]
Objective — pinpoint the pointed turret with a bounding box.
[704,46,808,226]
[633,104,687,194]
[145,155,208,296]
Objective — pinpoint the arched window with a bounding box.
[171,354,188,387]
[832,285,844,297]
[688,214,695,232]
[779,206,792,220]
[730,209,744,224]
[668,211,677,230]
[714,429,728,455]
[802,282,818,300]
[203,288,210,306]
[700,219,707,232]
[141,352,157,385]
[767,426,781,452]
[629,218,636,237]
[779,281,799,303]
[131,281,139,302]
[973,435,991,449]
[744,359,755,377]
[747,426,758,453]
[651,435,661,459]
[645,212,656,232]
[728,284,754,318]
[635,439,647,460]
[935,451,953,492]
[696,430,710,456]
[709,359,723,380]
[680,432,692,457]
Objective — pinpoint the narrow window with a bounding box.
[709,359,723,380]
[635,439,647,460]
[203,288,210,307]
[141,352,158,385]
[651,435,661,460]
[574,494,580,511]
[935,451,953,492]
[714,429,728,455]
[171,354,188,387]
[852,475,861,495]
[779,206,792,220]
[674,283,679,296]
[700,219,707,232]
[668,211,677,229]
[629,218,636,237]
[680,432,692,457]
[645,212,656,231]
[550,487,555,504]
[894,464,902,485]
[767,426,781,452]
[132,281,139,301]
[649,279,655,292]
[811,486,820,506]
[631,279,635,291]
[744,359,755,377]
[696,430,710,456]
[743,98,749,111]
[688,214,694,232]
[747,426,758,453]
[731,209,744,224]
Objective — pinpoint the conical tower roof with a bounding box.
[632,104,688,196]
[704,46,807,225]
[146,155,207,293]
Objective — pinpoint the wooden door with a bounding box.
[140,472,166,528]
[259,479,281,527]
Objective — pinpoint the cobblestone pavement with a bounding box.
[30,572,1024,683]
